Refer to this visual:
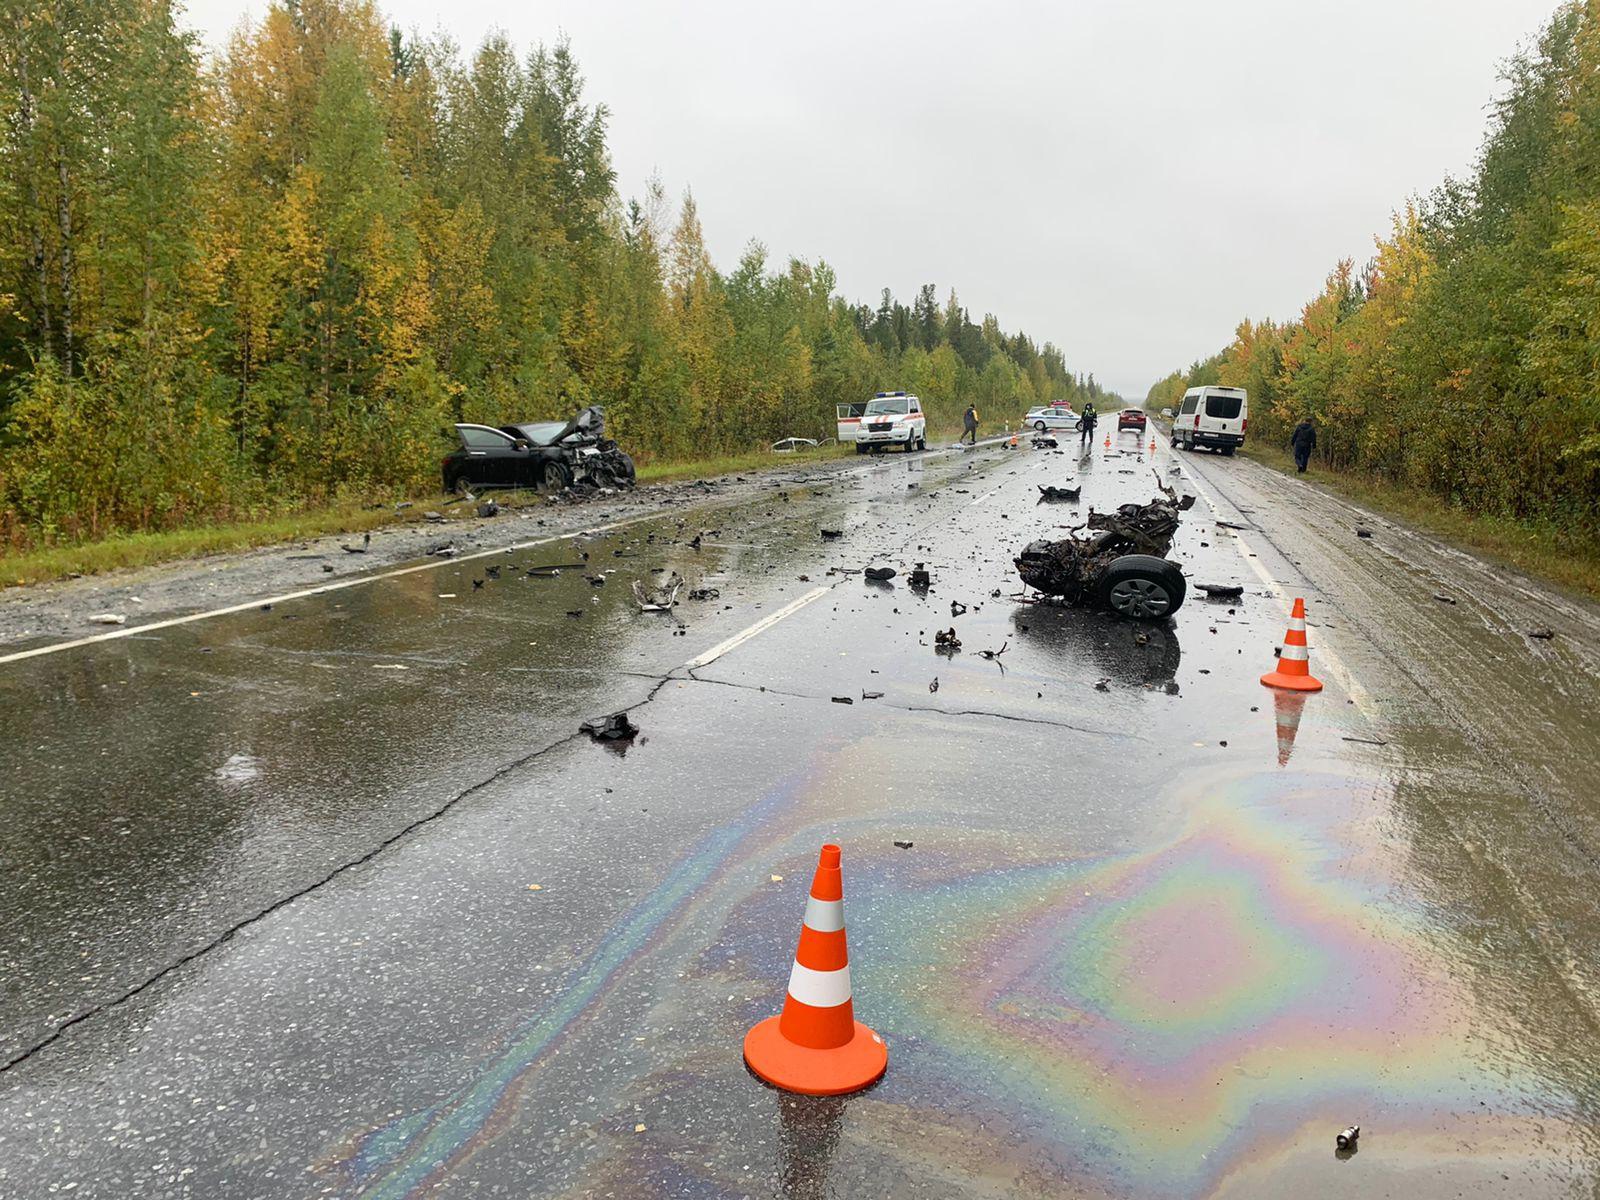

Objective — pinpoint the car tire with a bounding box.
[542,461,573,492]
[855,443,868,455]
[1096,555,1187,619]
[1220,445,1236,457]
[1034,421,1047,432]
[452,474,477,498]
[612,451,637,484]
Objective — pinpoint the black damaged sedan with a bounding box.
[441,406,636,495]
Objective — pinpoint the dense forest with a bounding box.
[1150,0,1600,534]
[0,0,1106,551]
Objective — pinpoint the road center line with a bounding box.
[685,586,831,669]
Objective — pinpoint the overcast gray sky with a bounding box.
[185,0,1558,397]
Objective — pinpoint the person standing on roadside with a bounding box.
[962,404,979,445]
[1291,416,1317,473]
[1078,401,1098,447]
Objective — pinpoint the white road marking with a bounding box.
[1166,446,1375,718]
[0,515,659,668]
[685,586,831,669]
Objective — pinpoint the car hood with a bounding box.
[548,405,606,445]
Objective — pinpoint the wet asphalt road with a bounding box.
[3,432,1599,1199]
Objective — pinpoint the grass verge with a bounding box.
[1,440,868,589]
[1240,441,1600,602]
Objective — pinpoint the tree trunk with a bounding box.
[15,44,54,359]
[56,154,76,376]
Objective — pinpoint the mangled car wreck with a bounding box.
[1015,479,1195,618]
[442,406,636,496]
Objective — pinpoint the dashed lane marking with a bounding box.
[684,586,833,669]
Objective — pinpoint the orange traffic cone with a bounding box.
[1149,437,1157,453]
[744,844,887,1095]
[1103,432,1111,449]
[1260,597,1323,692]
[1271,688,1308,765]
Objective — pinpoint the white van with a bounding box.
[1171,386,1247,455]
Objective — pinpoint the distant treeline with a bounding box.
[1149,0,1600,534]
[0,0,1108,550]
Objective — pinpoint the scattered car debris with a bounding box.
[1030,435,1058,449]
[831,696,854,705]
[1038,484,1081,502]
[864,566,896,581]
[423,511,445,523]
[1434,594,1457,605]
[477,499,500,518]
[687,586,721,601]
[1342,735,1389,746]
[581,712,639,741]
[341,532,371,553]
[1094,678,1110,692]
[1527,628,1556,640]
[978,640,1009,660]
[929,677,939,693]
[322,563,335,573]
[87,613,127,626]
[820,528,843,540]
[632,571,684,612]
[1197,583,1245,599]
[893,840,914,849]
[935,628,962,651]
[428,542,458,557]
[908,563,932,589]
[1336,1125,1360,1152]
[862,690,884,700]
[1214,520,1249,530]
[950,600,968,617]
[1355,528,1373,538]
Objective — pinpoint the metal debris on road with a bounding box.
[632,571,684,612]
[341,532,371,553]
[86,613,127,625]
[831,696,854,705]
[1197,583,1245,599]
[1528,628,1556,639]
[893,840,914,849]
[581,712,639,742]
[687,586,720,601]
[908,563,931,589]
[934,628,962,652]
[820,528,843,540]
[1336,1125,1361,1152]
[861,690,884,700]
[1356,528,1373,538]
[1038,484,1081,502]
[864,566,896,581]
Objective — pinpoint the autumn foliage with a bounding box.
[0,0,1106,551]
[1149,1,1600,536]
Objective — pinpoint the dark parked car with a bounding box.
[441,406,636,495]
[1117,408,1147,431]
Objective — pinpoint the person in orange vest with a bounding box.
[962,405,979,445]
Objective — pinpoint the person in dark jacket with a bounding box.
[1291,418,1317,473]
[962,405,979,445]
[1078,402,1098,446]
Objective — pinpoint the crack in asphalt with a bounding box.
[686,671,1128,738]
[0,446,1046,1074]
[0,670,681,1077]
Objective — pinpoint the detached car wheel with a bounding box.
[1096,555,1187,619]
